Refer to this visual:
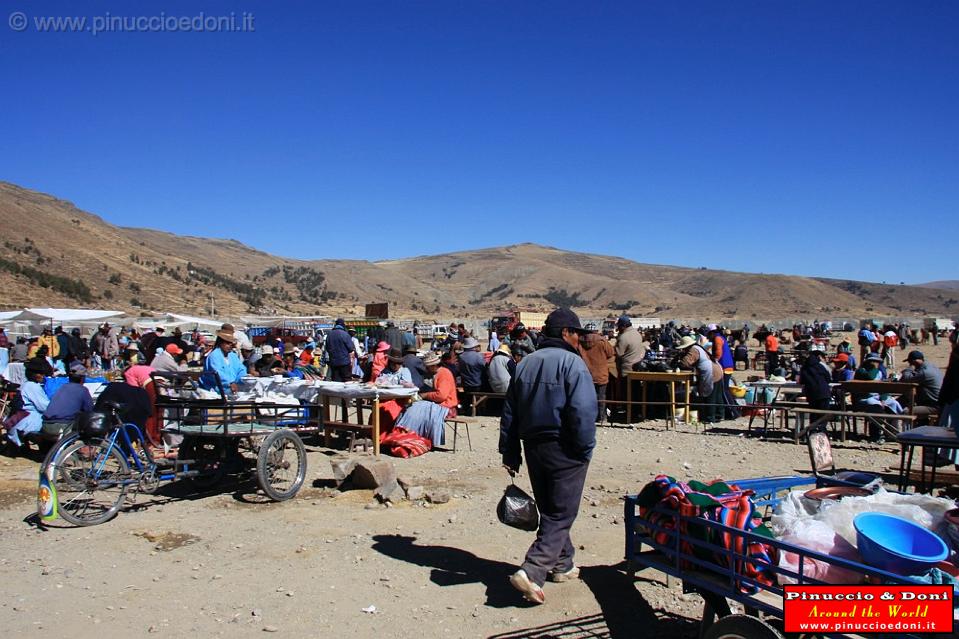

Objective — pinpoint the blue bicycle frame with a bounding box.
[99,422,181,482]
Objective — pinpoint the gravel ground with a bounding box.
[0,408,905,639]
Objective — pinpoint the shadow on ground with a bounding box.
[370,534,533,609]
[370,535,699,636]
[485,565,698,639]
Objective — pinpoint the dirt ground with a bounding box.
[0,338,953,638]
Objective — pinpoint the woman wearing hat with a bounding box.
[369,341,391,383]
[282,349,305,379]
[4,359,50,449]
[376,349,415,388]
[371,349,416,431]
[254,345,283,376]
[420,351,459,416]
[853,351,903,442]
[200,330,246,393]
[122,340,141,366]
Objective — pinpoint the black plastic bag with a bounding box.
[496,481,539,532]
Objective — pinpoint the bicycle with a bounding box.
[38,372,312,526]
[38,402,204,526]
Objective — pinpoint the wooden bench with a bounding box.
[792,407,918,444]
[469,391,505,416]
[839,380,917,411]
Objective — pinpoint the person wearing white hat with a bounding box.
[255,344,283,376]
[677,335,724,423]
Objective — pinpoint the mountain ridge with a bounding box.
[1,180,956,321]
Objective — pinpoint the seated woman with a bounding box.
[254,345,284,376]
[5,359,49,448]
[421,351,459,417]
[853,351,903,443]
[281,350,305,379]
[27,345,54,377]
[390,351,459,450]
[375,349,415,388]
[368,341,391,382]
[374,349,416,430]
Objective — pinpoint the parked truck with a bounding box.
[601,316,662,334]
[925,317,956,336]
[490,310,549,336]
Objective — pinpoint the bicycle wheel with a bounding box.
[256,429,307,501]
[52,439,131,526]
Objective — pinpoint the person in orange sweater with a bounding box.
[421,351,459,417]
[578,328,615,423]
[764,331,780,377]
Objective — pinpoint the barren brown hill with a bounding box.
[919,280,959,291]
[1,181,956,322]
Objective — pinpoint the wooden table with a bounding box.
[234,379,418,457]
[624,370,694,428]
[318,386,418,456]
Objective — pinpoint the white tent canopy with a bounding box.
[133,313,226,332]
[0,308,126,323]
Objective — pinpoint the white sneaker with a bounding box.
[509,569,545,604]
[547,565,580,583]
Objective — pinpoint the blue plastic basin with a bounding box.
[854,512,949,576]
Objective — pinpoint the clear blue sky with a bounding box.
[1,1,955,284]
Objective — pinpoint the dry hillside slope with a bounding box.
[1,181,956,321]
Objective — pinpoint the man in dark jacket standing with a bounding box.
[799,346,832,410]
[324,318,356,382]
[499,308,597,605]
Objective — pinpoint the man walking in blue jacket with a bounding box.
[499,308,597,605]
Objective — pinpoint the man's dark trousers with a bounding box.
[521,439,589,586]
[329,364,352,418]
[765,351,779,376]
[330,364,352,382]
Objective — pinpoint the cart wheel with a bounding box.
[256,429,307,501]
[180,437,226,490]
[702,614,782,639]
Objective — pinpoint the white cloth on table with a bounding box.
[2,362,25,385]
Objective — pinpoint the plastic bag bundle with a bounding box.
[816,489,954,547]
[773,488,955,549]
[777,518,864,585]
[497,482,539,532]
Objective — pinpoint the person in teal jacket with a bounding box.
[201,331,245,393]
